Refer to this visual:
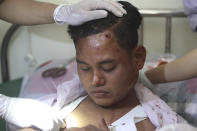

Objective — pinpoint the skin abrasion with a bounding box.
[104,33,112,39]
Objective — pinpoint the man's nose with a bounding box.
[91,70,105,87]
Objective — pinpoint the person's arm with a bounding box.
[0,0,126,25]
[0,0,56,25]
[0,94,65,131]
[145,48,197,84]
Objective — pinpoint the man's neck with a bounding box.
[106,88,139,110]
[101,88,140,125]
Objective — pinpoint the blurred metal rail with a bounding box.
[138,9,186,53]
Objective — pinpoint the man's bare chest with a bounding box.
[65,98,131,128]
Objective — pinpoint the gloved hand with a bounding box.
[53,0,127,25]
[0,94,65,131]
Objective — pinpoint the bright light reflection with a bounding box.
[66,114,79,128]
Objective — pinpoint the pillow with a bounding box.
[19,58,86,109]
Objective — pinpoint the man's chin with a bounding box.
[92,98,114,108]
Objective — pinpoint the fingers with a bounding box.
[94,0,126,17]
[59,119,67,130]
[82,0,127,17]
[52,113,67,131]
[103,0,127,16]
[83,10,108,21]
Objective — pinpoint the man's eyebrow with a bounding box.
[76,59,88,65]
[99,59,115,65]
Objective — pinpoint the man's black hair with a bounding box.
[0,0,5,4]
[68,1,142,51]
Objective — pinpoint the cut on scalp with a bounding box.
[68,1,142,52]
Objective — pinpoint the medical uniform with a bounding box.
[183,0,197,31]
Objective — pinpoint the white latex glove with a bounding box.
[0,94,65,131]
[53,0,127,25]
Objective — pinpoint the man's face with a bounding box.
[76,30,145,107]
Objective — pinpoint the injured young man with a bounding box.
[60,1,185,131]
[17,1,185,131]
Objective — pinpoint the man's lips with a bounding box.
[90,90,109,97]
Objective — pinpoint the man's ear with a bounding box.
[133,45,146,70]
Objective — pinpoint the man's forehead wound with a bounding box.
[104,33,112,39]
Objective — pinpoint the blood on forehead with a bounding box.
[104,33,112,39]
